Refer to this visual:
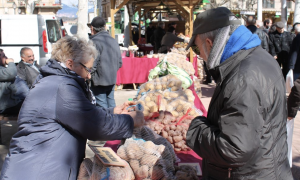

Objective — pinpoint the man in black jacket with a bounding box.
[17,47,41,88]
[288,24,300,80]
[246,15,269,52]
[185,7,292,180]
[89,17,122,108]
[269,21,294,80]
[152,22,165,53]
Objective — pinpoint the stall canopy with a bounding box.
[110,0,203,61]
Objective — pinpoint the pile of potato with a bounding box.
[137,75,182,100]
[145,111,194,152]
[164,52,195,76]
[117,138,175,180]
[138,88,196,118]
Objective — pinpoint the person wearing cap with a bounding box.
[246,15,269,52]
[269,21,294,80]
[89,16,122,108]
[158,26,185,53]
[186,7,293,179]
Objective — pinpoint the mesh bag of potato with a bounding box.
[117,138,176,180]
[133,126,179,165]
[77,156,135,180]
[136,75,182,100]
[164,51,195,76]
[138,89,197,119]
[145,110,197,152]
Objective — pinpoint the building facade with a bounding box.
[0,0,62,15]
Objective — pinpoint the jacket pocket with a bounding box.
[206,162,232,180]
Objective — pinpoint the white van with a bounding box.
[0,15,63,65]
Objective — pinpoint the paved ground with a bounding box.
[0,83,299,179]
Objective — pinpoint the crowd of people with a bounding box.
[0,7,299,180]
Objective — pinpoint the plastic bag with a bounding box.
[117,138,176,180]
[148,57,193,89]
[286,69,294,93]
[286,119,294,167]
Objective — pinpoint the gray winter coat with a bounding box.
[0,63,21,112]
[159,32,184,53]
[90,30,122,86]
[186,47,293,179]
[0,59,134,180]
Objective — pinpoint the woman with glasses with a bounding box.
[0,36,144,180]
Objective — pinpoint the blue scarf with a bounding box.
[220,25,261,63]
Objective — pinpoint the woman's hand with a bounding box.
[122,111,145,127]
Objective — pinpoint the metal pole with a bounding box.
[257,0,262,21]
[281,0,288,29]
[294,0,300,24]
[77,0,89,41]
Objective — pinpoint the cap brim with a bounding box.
[186,34,196,51]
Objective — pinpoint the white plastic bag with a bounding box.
[286,119,294,167]
[286,69,294,93]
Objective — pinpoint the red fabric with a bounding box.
[116,57,159,85]
[192,56,198,77]
[137,44,154,52]
[189,76,207,117]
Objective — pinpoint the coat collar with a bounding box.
[89,30,109,39]
[209,47,257,84]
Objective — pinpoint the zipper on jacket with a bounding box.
[228,168,232,179]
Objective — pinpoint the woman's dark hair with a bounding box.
[167,26,176,33]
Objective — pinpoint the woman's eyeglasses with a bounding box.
[79,63,92,74]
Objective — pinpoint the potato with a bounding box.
[162,84,167,90]
[156,145,165,154]
[168,81,176,87]
[143,141,156,150]
[129,159,140,172]
[184,89,193,95]
[140,154,159,166]
[170,125,177,130]
[178,112,184,117]
[171,86,179,91]
[136,165,149,179]
[174,148,181,152]
[171,111,179,117]
[146,101,156,108]
[167,136,173,144]
[143,110,150,117]
[166,105,174,113]
[175,141,184,148]
[117,146,128,160]
[161,130,168,138]
[150,105,158,113]
[168,130,175,136]
[148,83,155,91]
[173,136,183,143]
[161,76,168,82]
[155,84,162,90]
[176,126,183,132]
[176,104,184,112]
[163,91,170,97]
[145,96,151,102]
[169,92,179,98]
[165,125,170,131]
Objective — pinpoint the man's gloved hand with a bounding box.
[122,111,145,127]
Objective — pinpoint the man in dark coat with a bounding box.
[0,49,28,114]
[17,47,41,88]
[185,7,293,179]
[246,15,269,52]
[89,17,122,108]
[0,36,144,180]
[263,18,272,34]
[288,24,300,80]
[152,22,165,53]
[146,22,156,44]
[269,21,294,79]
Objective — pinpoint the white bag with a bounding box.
[286,119,294,167]
[286,69,294,93]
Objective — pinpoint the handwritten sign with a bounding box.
[88,146,126,167]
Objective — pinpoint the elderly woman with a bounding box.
[0,36,144,180]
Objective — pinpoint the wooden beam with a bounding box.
[115,0,130,11]
[189,0,193,62]
[138,8,142,40]
[110,0,116,38]
[174,3,189,17]
[174,0,190,13]
[135,2,149,11]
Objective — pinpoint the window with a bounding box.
[263,0,275,8]
[287,1,293,8]
[46,20,62,43]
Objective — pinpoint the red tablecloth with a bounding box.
[104,140,203,178]
[116,57,159,85]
